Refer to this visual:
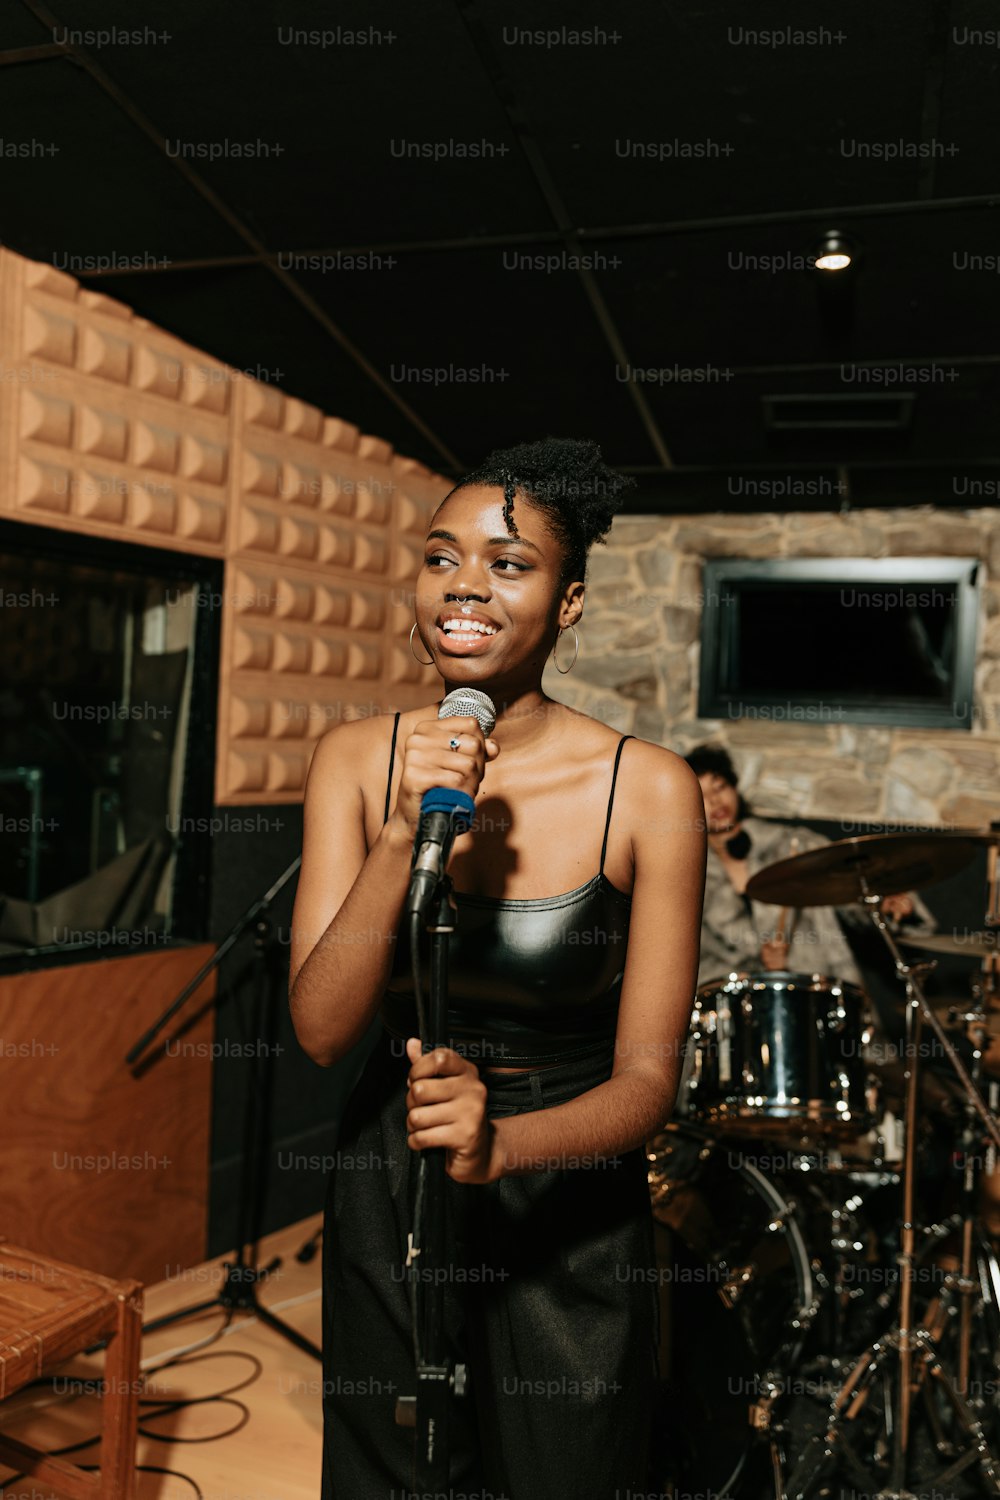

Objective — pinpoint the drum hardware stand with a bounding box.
[947,1004,992,1402]
[866,888,1000,1458]
[825,1192,877,1357]
[744,1293,825,1500]
[747,1373,790,1500]
[784,891,1000,1500]
[784,1321,1000,1500]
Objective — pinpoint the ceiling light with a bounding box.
[815,229,857,271]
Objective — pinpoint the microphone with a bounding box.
[405,689,497,918]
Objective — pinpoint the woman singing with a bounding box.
[289,438,706,1499]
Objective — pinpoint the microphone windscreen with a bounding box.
[438,688,497,739]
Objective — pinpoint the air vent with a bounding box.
[762,393,914,431]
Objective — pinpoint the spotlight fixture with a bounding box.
[814,229,857,271]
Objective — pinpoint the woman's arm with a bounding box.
[289,709,497,1067]
[288,721,414,1067]
[486,744,707,1177]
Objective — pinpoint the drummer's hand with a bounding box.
[760,939,790,971]
[882,893,914,921]
[404,1038,500,1185]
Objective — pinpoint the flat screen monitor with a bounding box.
[0,517,221,958]
[697,556,980,729]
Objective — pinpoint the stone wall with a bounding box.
[542,509,1000,828]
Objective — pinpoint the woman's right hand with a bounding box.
[386,712,500,845]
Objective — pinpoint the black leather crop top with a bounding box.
[379,713,634,1065]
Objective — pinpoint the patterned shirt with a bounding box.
[697,816,934,989]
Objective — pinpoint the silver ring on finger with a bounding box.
[449,735,461,752]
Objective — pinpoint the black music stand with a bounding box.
[124,857,321,1360]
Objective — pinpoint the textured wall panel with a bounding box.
[3,253,231,561]
[0,247,450,808]
[212,374,447,804]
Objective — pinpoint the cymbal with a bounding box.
[744,831,983,907]
[899,929,1000,958]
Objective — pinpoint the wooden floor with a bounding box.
[0,1214,327,1500]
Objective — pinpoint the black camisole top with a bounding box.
[379,713,634,1065]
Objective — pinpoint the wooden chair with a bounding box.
[0,1243,143,1500]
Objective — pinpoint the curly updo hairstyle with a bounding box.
[445,437,635,593]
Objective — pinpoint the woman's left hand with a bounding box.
[404,1038,500,1185]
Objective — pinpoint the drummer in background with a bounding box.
[684,744,936,987]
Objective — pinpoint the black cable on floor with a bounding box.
[0,1347,265,1493]
[1,1462,204,1500]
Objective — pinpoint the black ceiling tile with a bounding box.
[932,0,1000,195]
[26,0,554,246]
[0,10,57,48]
[850,462,1000,506]
[593,208,1000,372]
[638,364,1000,467]
[0,58,248,264]
[291,243,662,467]
[470,0,940,221]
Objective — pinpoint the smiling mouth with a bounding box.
[436,621,499,649]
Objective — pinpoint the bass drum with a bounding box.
[646,1121,815,1498]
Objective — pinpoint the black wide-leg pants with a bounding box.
[320,1032,660,1500]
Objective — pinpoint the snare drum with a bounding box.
[682,970,873,1138]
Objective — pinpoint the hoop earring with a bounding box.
[551,624,579,674]
[409,622,434,666]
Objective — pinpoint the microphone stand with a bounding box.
[390,699,492,1490]
[123,858,322,1360]
[395,820,469,1494]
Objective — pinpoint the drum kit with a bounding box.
[648,826,1000,1500]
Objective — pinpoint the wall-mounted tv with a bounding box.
[697,556,980,730]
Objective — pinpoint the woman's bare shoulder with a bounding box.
[549,703,690,773]
[612,732,703,827]
[548,707,699,814]
[623,734,697,782]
